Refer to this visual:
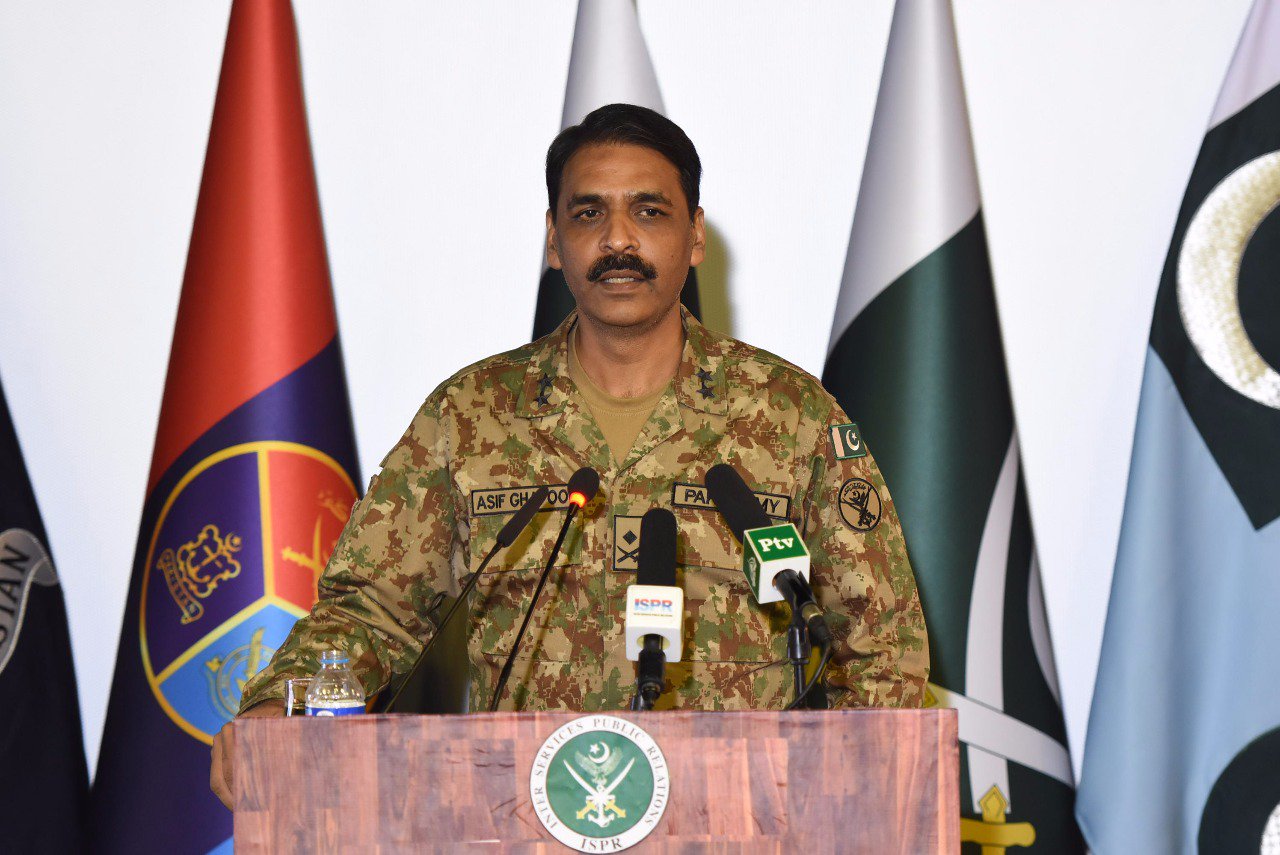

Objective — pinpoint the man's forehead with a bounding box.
[559,143,685,202]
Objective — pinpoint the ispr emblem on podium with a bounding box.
[531,715,669,852]
[139,441,356,744]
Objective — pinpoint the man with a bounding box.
[210,104,928,807]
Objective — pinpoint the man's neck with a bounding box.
[573,306,684,399]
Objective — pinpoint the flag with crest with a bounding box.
[88,1,360,851]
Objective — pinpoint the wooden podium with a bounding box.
[233,709,958,852]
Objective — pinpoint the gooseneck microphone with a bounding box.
[373,485,551,713]
[627,508,681,711]
[489,467,599,712]
[706,463,832,709]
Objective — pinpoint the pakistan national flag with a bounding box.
[1078,1,1280,851]
[531,0,699,341]
[822,1,1082,851]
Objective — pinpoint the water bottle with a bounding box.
[304,650,365,717]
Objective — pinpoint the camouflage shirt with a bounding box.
[239,309,928,712]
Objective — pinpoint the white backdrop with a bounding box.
[0,0,1253,777]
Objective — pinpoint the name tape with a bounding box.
[671,482,791,520]
[471,483,572,517]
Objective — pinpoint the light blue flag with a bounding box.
[1078,1,1280,852]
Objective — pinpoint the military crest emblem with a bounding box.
[838,477,882,532]
[140,441,356,744]
[530,715,669,852]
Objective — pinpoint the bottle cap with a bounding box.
[319,650,350,665]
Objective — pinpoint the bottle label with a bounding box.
[305,702,364,717]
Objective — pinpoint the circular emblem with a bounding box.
[139,441,357,744]
[530,715,669,852]
[838,478,882,532]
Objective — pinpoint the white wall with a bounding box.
[0,0,1253,776]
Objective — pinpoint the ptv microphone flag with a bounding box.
[1078,1,1280,851]
[531,0,700,340]
[0,380,89,854]
[740,524,810,606]
[822,1,1082,850]
[88,1,360,852]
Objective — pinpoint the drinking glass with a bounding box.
[284,678,313,717]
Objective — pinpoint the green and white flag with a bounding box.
[822,2,1082,851]
[532,0,699,340]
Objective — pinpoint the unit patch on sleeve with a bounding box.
[671,482,791,520]
[471,483,570,517]
[613,515,643,572]
[829,422,867,460]
[837,478,882,532]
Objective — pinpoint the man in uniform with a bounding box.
[211,104,928,808]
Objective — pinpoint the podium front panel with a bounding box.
[234,709,958,852]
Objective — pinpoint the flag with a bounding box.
[1077,1,1280,851]
[822,1,1083,851]
[88,1,360,851]
[531,0,700,340]
[0,380,88,853]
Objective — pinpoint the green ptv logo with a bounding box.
[531,715,669,851]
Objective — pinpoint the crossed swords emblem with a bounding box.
[563,742,636,828]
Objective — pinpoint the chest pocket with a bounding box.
[672,506,789,664]
[466,506,586,663]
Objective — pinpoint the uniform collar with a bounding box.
[516,305,728,419]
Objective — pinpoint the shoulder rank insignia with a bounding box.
[830,422,867,460]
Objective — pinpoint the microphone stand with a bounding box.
[371,544,497,713]
[372,486,550,713]
[489,502,581,712]
[629,638,664,711]
[786,608,810,705]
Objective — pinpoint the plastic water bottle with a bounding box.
[304,650,365,717]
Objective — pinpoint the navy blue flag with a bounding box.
[0,379,88,853]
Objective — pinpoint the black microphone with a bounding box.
[628,508,680,711]
[489,467,599,711]
[705,463,831,647]
[372,485,551,713]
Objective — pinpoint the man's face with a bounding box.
[547,143,705,332]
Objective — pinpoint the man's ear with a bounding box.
[545,209,563,270]
[689,207,707,268]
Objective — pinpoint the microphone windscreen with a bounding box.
[637,508,677,587]
[567,466,600,505]
[496,485,550,548]
[705,463,771,541]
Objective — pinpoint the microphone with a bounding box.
[489,467,599,711]
[705,464,830,647]
[372,485,551,713]
[627,508,682,711]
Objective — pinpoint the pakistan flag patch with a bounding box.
[829,422,867,460]
[530,715,669,851]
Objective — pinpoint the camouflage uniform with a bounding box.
[239,309,928,712]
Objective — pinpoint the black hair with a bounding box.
[545,103,701,217]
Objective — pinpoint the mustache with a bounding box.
[587,253,658,282]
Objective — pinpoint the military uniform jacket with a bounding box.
[240,309,929,712]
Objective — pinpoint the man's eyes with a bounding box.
[569,207,666,221]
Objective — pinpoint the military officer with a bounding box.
[211,104,928,809]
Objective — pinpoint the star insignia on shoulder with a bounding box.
[535,373,554,407]
[695,367,715,399]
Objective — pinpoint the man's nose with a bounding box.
[599,215,639,254]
